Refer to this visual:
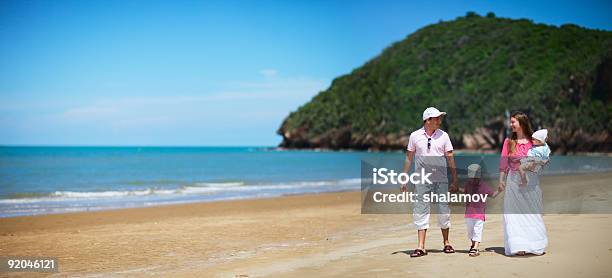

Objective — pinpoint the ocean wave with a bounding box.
[194,181,245,187]
[0,178,363,204]
[0,188,179,203]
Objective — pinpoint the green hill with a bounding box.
[277,12,612,153]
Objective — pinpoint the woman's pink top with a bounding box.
[499,138,532,172]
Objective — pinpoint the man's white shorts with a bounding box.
[466,218,484,242]
[413,182,451,230]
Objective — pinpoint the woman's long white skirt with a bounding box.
[503,170,548,256]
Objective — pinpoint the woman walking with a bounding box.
[498,111,548,256]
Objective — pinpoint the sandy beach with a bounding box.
[1,172,612,277]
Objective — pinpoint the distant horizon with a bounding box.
[0,144,277,148]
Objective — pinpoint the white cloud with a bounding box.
[62,106,119,121]
[112,116,172,129]
[259,69,278,78]
[0,75,331,145]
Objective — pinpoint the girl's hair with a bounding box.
[508,111,534,154]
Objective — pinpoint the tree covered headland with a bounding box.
[278,12,612,153]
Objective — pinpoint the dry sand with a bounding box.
[1,172,612,277]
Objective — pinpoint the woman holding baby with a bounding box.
[498,111,549,256]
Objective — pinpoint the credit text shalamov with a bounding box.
[370,168,490,203]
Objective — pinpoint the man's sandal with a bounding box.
[443,245,455,254]
[410,249,428,258]
[469,248,480,257]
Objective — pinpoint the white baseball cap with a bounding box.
[467,164,481,178]
[422,107,447,121]
[532,129,548,143]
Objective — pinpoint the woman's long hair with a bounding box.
[509,111,534,154]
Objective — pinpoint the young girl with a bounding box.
[461,164,502,257]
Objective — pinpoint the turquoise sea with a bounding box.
[1,146,611,217]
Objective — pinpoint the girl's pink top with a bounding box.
[464,180,495,221]
[499,138,532,172]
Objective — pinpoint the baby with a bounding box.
[519,129,551,186]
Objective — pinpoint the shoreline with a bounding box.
[1,172,611,277]
[0,169,609,222]
[0,190,360,235]
[1,170,611,219]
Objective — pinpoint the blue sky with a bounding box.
[1,0,611,146]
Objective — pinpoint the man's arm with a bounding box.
[400,150,414,192]
[445,150,459,192]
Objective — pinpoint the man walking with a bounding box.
[401,107,459,257]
